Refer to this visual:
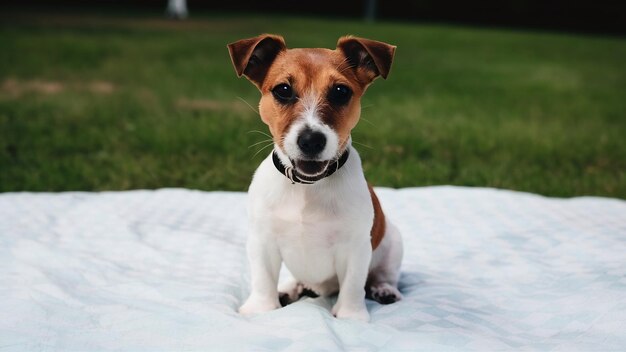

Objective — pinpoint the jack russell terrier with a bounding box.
[228,34,403,322]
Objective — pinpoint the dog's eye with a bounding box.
[272,84,295,103]
[327,84,352,106]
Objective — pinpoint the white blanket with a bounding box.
[1,187,625,351]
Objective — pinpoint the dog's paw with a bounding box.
[278,282,320,306]
[278,280,304,306]
[238,296,280,315]
[332,302,370,322]
[367,282,402,305]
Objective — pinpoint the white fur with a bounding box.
[239,144,404,322]
[282,93,340,164]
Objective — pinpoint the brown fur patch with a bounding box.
[228,35,395,153]
[368,184,386,250]
[258,48,365,149]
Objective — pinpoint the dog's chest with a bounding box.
[248,154,372,285]
[266,190,349,283]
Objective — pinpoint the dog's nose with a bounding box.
[297,129,326,157]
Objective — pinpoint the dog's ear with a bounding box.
[337,36,396,85]
[227,34,286,89]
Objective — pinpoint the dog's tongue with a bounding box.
[295,160,330,176]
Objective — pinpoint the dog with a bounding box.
[227,34,403,322]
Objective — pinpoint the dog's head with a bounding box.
[228,34,395,177]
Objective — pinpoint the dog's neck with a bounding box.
[271,148,350,185]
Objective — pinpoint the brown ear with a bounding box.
[227,34,286,88]
[336,36,396,84]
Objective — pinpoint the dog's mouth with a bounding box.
[293,159,330,176]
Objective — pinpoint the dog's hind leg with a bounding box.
[367,221,403,304]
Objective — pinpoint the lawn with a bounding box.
[1,10,625,198]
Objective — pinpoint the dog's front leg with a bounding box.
[332,239,372,322]
[239,235,282,315]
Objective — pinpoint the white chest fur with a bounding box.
[247,146,374,287]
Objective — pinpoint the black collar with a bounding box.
[272,149,350,185]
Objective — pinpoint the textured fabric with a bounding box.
[0,187,625,351]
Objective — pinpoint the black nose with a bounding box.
[297,129,326,157]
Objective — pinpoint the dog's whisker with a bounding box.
[334,56,348,69]
[352,140,374,149]
[248,139,274,148]
[247,130,273,139]
[237,96,260,115]
[251,142,275,159]
[359,117,376,126]
[336,57,353,74]
[335,57,350,72]
[337,65,352,74]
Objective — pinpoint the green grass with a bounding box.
[1,11,625,197]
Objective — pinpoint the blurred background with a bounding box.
[1,0,624,197]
